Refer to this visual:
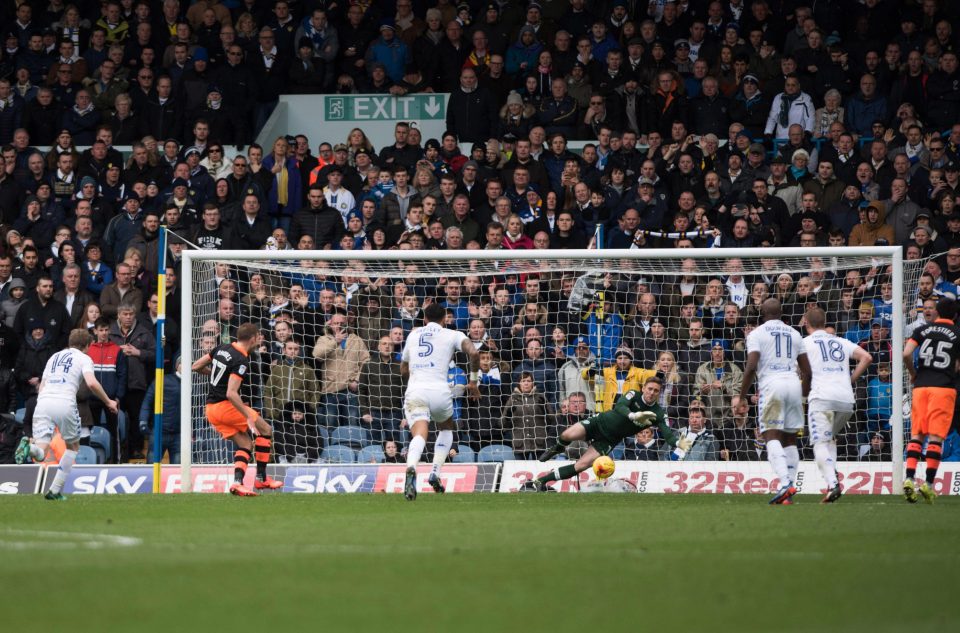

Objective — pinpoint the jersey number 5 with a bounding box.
[418,332,434,358]
[210,359,228,385]
[918,339,952,369]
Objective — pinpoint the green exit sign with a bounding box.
[324,94,445,121]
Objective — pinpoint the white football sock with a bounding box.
[765,439,790,488]
[813,442,838,488]
[828,440,838,465]
[783,444,799,486]
[431,430,453,476]
[30,444,46,461]
[406,435,425,468]
[50,449,78,494]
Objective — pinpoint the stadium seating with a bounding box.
[451,445,476,463]
[321,444,357,463]
[329,426,371,449]
[76,446,98,465]
[357,445,385,464]
[477,445,516,463]
[89,426,112,464]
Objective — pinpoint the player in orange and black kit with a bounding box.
[901,297,960,504]
[191,322,283,496]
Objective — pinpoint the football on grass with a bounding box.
[592,456,615,479]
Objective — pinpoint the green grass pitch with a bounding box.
[2,494,959,633]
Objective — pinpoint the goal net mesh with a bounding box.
[185,250,921,470]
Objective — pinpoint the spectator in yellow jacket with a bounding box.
[584,346,658,412]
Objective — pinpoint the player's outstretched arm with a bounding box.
[733,351,760,413]
[850,347,873,383]
[797,353,812,398]
[192,354,212,375]
[902,339,919,381]
[84,372,118,414]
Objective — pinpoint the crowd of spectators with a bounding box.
[3,0,960,465]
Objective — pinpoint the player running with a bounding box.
[802,307,873,503]
[14,329,119,500]
[901,296,960,504]
[191,322,282,496]
[733,298,811,505]
[521,376,689,491]
[400,303,480,501]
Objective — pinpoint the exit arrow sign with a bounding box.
[325,94,446,121]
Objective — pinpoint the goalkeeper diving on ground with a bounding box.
[521,376,690,491]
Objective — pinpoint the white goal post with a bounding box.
[180,247,908,492]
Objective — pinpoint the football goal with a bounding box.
[180,247,913,493]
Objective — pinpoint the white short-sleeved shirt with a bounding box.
[746,319,805,392]
[803,330,861,406]
[38,348,95,402]
[402,323,468,392]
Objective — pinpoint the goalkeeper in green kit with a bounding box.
[521,376,691,491]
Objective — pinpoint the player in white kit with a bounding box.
[802,307,872,503]
[400,302,480,500]
[733,298,811,504]
[15,329,119,500]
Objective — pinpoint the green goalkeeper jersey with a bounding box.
[583,389,679,450]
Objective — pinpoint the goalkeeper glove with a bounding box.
[676,437,693,452]
[628,410,657,425]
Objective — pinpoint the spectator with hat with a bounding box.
[586,346,658,413]
[365,19,410,84]
[15,315,58,436]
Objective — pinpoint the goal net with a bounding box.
[180,247,915,492]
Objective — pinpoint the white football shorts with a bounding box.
[757,381,804,433]
[403,388,454,424]
[807,400,853,445]
[32,398,82,444]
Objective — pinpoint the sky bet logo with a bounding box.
[60,467,154,494]
[284,467,376,493]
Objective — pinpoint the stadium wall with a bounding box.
[9,463,960,496]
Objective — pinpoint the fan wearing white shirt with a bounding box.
[802,307,873,503]
[399,302,480,500]
[733,298,811,505]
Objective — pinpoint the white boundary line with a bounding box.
[0,529,142,550]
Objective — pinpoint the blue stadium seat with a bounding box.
[89,426,112,463]
[329,425,370,449]
[357,445,385,463]
[451,445,476,463]
[477,444,516,462]
[116,411,127,442]
[76,445,98,464]
[609,442,626,461]
[317,426,330,448]
[322,444,357,463]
